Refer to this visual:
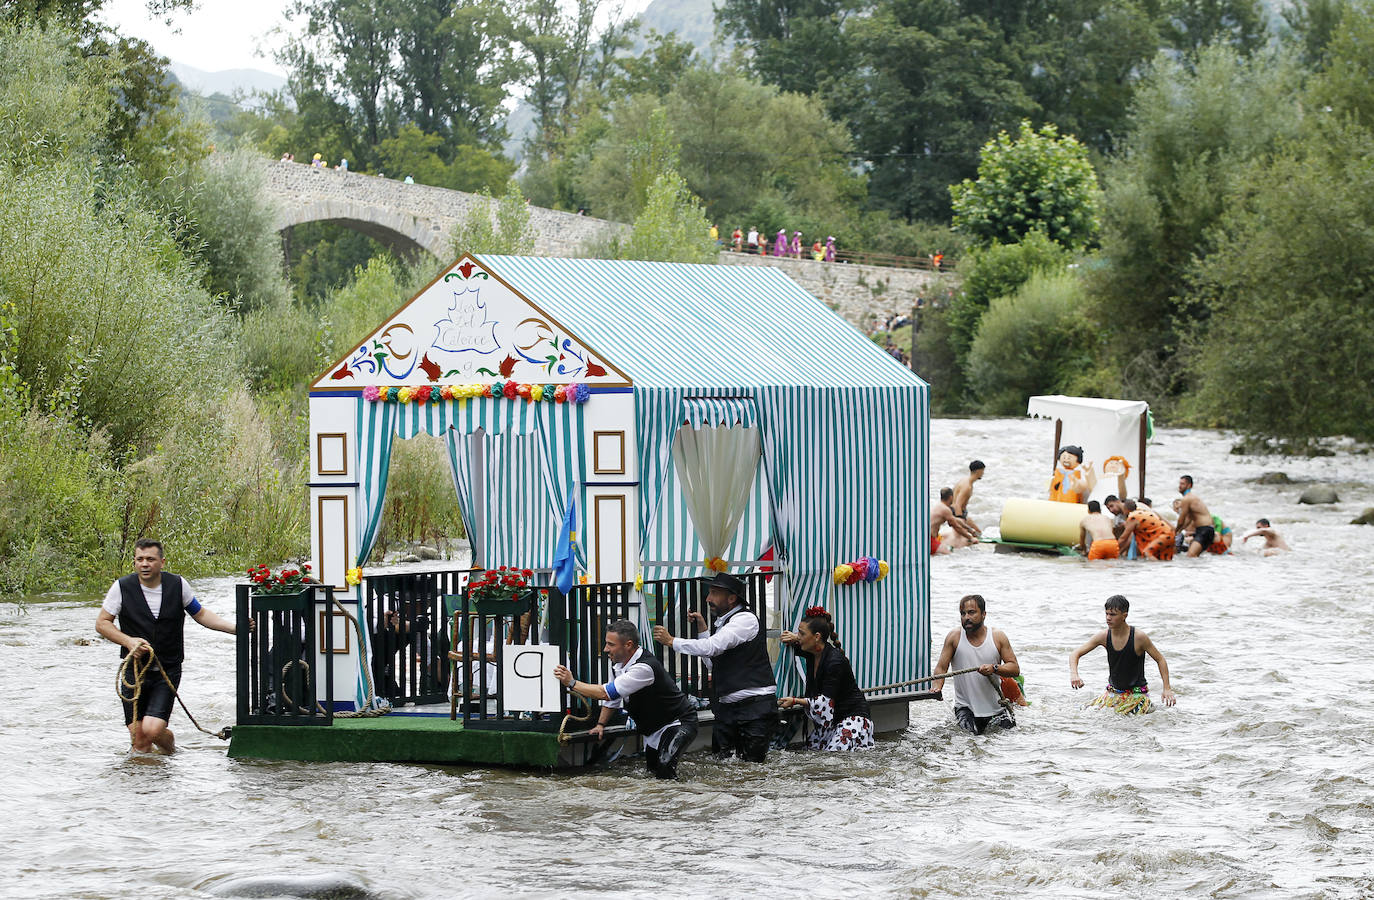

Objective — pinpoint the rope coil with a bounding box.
[116,649,231,741]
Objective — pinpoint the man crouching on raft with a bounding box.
[1069,595,1175,713]
[931,594,1020,733]
[95,539,238,753]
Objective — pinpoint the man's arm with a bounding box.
[96,609,146,656]
[988,630,1020,678]
[554,661,653,738]
[1139,631,1176,706]
[1117,518,1137,552]
[665,610,756,659]
[192,606,236,635]
[930,629,960,694]
[1069,631,1106,688]
[943,509,977,540]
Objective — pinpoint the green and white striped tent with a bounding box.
[307,254,930,701]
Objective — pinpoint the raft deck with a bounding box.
[228,692,924,768]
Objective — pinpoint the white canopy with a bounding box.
[1027,395,1150,501]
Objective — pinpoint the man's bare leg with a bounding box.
[132,717,176,753]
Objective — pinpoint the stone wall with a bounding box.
[715,251,948,329]
[257,157,953,330]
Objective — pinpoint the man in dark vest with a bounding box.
[653,571,777,762]
[554,620,699,779]
[95,539,237,752]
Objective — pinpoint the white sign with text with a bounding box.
[500,644,562,713]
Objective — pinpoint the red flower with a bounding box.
[502,381,518,399]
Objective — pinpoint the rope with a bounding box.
[557,692,597,744]
[312,589,388,719]
[116,648,231,741]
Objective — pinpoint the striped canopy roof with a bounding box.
[476,256,925,390]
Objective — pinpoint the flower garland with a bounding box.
[362,382,592,405]
[832,556,890,585]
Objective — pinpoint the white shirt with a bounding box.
[951,628,1002,717]
[601,647,680,749]
[672,606,775,704]
[747,229,759,244]
[102,576,198,618]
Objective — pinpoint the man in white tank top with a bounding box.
[931,594,1020,734]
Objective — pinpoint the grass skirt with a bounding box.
[1090,685,1152,715]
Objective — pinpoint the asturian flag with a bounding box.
[553,494,578,595]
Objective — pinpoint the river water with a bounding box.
[2,417,1372,899]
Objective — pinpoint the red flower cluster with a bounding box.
[804,605,831,620]
[247,562,317,595]
[467,565,536,604]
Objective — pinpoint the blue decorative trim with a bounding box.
[310,482,360,488]
[310,390,362,397]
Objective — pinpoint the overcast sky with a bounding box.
[99,0,655,77]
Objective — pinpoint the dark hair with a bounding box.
[605,620,639,645]
[1257,518,1270,527]
[1104,494,1119,504]
[1139,497,1152,507]
[1104,595,1129,613]
[1122,499,1138,511]
[1180,474,1194,487]
[1059,445,1084,462]
[801,610,842,651]
[959,593,986,613]
[969,460,985,472]
[940,487,954,502]
[1087,500,1101,513]
[134,538,164,557]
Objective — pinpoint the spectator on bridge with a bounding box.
[811,238,824,261]
[280,152,294,162]
[732,227,743,252]
[747,227,759,250]
[825,236,836,262]
[932,251,944,270]
[404,175,414,184]
[709,223,720,244]
[311,153,325,169]
[336,158,348,172]
[773,229,788,257]
[790,231,803,259]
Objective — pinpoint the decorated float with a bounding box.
[983,395,1152,556]
[228,254,934,767]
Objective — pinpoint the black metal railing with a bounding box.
[365,569,475,706]
[236,583,335,726]
[563,572,770,702]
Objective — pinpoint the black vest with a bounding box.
[116,573,187,666]
[707,605,776,703]
[621,650,695,736]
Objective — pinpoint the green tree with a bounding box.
[951,121,1102,250]
[612,170,717,263]
[1085,46,1304,392]
[715,0,858,98]
[966,271,1095,414]
[449,179,535,256]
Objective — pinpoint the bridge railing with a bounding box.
[721,244,953,272]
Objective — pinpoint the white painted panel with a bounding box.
[317,495,350,589]
[500,644,562,712]
[593,493,628,583]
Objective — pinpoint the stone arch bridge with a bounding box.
[256,157,945,328]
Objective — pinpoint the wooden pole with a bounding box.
[1138,411,1148,499]
[1052,419,1063,470]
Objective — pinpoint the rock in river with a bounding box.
[1298,484,1339,504]
[1351,507,1374,525]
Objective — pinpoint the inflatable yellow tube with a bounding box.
[999,498,1089,546]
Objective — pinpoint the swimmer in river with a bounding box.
[951,460,985,535]
[931,594,1020,733]
[1069,594,1175,713]
[1242,518,1291,556]
[1078,500,1119,559]
[931,487,979,554]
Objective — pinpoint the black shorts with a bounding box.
[1192,525,1215,550]
[954,705,1015,735]
[120,662,180,725]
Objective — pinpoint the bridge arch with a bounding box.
[274,197,445,259]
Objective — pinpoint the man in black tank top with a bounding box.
[1069,594,1176,713]
[555,620,699,779]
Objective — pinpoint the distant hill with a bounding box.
[169,62,287,98]
[637,0,719,51]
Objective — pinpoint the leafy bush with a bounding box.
[946,231,1072,369]
[449,179,536,257]
[966,271,1094,414]
[610,170,717,263]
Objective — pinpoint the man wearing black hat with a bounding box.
[652,572,777,762]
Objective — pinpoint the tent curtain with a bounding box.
[444,430,481,565]
[671,425,761,562]
[635,390,684,551]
